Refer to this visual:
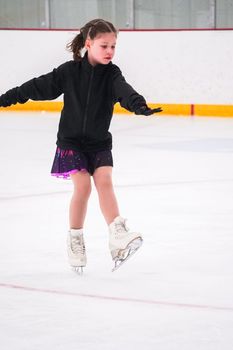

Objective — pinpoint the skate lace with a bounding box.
[115,219,129,234]
[71,236,85,255]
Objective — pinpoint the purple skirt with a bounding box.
[51,148,113,179]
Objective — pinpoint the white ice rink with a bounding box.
[0,112,233,350]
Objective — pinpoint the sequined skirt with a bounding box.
[51,148,113,179]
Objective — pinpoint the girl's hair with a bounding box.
[67,19,118,61]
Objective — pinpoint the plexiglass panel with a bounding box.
[134,0,215,29]
[0,0,232,29]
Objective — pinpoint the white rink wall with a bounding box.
[0,29,233,105]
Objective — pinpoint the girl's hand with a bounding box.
[135,105,162,116]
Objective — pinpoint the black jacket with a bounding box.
[0,54,147,151]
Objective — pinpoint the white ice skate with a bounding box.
[109,216,143,272]
[67,229,87,274]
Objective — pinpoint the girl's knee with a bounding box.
[71,172,92,198]
[74,183,91,198]
[94,172,113,191]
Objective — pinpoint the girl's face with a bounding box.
[85,32,117,66]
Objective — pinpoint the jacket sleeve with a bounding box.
[112,65,147,112]
[0,63,66,107]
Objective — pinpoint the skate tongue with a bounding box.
[70,228,83,237]
[114,216,126,224]
[113,216,129,232]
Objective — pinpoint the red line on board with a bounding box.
[1,282,233,312]
[1,28,233,32]
[191,104,195,116]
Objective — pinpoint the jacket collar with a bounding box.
[81,52,111,74]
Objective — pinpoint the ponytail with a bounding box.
[66,31,85,61]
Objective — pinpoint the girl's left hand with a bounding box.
[135,105,163,116]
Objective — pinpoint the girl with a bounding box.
[0,19,162,272]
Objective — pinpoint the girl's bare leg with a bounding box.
[69,171,92,229]
[93,166,120,225]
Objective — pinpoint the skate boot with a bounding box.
[109,216,143,271]
[67,228,86,274]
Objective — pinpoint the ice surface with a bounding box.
[0,112,233,350]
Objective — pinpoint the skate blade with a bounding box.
[72,266,84,275]
[112,237,143,272]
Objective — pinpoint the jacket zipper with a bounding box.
[82,67,94,138]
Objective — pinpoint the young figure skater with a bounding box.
[0,19,162,272]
